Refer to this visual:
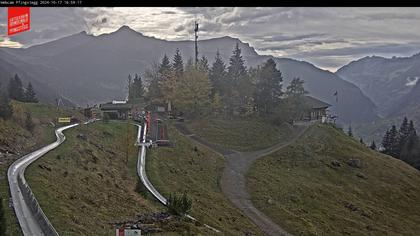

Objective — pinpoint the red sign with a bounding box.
[146,112,151,133]
[8,7,30,36]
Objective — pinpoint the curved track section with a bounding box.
[8,123,79,236]
[134,123,220,233]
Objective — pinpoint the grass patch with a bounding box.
[247,123,420,236]
[186,118,294,152]
[146,125,265,235]
[26,122,159,235]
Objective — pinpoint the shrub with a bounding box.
[167,192,192,216]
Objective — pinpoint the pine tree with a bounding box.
[24,82,38,103]
[227,43,247,81]
[172,48,184,78]
[159,54,172,75]
[148,55,173,102]
[382,125,400,157]
[198,56,209,73]
[347,125,353,137]
[209,51,227,96]
[360,137,365,145]
[129,74,145,100]
[8,74,25,101]
[408,120,417,137]
[255,58,283,114]
[0,92,13,120]
[370,140,377,150]
[382,129,391,154]
[226,43,251,115]
[400,120,420,169]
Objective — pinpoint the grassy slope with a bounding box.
[147,126,265,235]
[247,123,420,236]
[186,118,294,152]
[0,101,83,236]
[25,122,162,236]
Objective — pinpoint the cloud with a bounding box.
[1,7,420,71]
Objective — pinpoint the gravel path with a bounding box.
[174,122,309,236]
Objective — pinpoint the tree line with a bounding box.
[0,74,38,120]
[130,44,310,123]
[346,118,419,170]
[380,117,420,170]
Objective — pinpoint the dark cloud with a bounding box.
[1,7,420,71]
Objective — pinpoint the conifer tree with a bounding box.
[347,125,353,137]
[172,48,184,78]
[228,43,247,81]
[25,82,38,103]
[8,74,25,101]
[382,125,400,157]
[129,74,144,100]
[209,51,227,96]
[255,58,283,114]
[0,92,13,120]
[159,54,172,75]
[198,55,209,73]
[370,140,377,150]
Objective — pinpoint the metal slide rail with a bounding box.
[134,123,220,233]
[8,119,97,236]
[8,123,79,236]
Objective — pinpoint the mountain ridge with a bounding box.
[1,25,378,123]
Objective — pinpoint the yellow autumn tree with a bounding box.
[173,65,212,116]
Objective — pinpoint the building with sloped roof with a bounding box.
[100,102,132,120]
[300,96,331,121]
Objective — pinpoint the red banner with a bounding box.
[8,7,30,36]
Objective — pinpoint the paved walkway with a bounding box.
[174,122,309,236]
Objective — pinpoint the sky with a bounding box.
[1,7,420,72]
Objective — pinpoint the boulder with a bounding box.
[76,133,87,141]
[331,160,341,167]
[347,159,362,168]
[356,172,367,179]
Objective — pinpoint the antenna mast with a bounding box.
[194,21,199,66]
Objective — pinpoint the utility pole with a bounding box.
[127,74,132,102]
[194,21,199,66]
[126,116,129,165]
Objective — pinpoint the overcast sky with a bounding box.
[1,7,420,71]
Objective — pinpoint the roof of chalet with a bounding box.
[99,103,132,110]
[303,96,331,109]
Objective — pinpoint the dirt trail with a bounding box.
[174,123,309,236]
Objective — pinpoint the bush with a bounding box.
[25,112,35,133]
[0,93,13,120]
[102,113,110,123]
[167,192,192,216]
[135,178,148,198]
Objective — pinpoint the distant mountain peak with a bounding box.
[114,25,142,35]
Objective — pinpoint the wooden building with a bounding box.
[99,102,132,120]
[299,96,331,121]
